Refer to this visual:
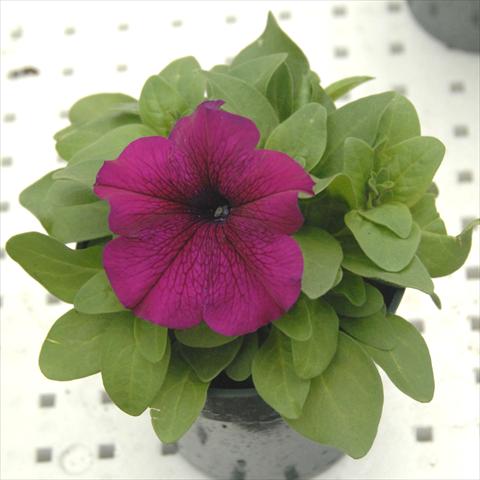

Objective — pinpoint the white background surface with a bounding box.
[0,1,479,479]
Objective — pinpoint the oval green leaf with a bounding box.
[252,328,310,419]
[331,270,367,307]
[291,299,339,379]
[150,347,209,443]
[39,309,113,380]
[225,333,259,382]
[325,76,373,101]
[364,314,434,402]
[285,333,383,459]
[294,226,343,299]
[359,202,413,239]
[274,295,313,341]
[175,322,238,348]
[134,317,169,363]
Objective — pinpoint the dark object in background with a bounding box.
[8,66,39,79]
[408,0,480,52]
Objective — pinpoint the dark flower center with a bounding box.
[189,189,231,223]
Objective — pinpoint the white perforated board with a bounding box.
[0,1,479,479]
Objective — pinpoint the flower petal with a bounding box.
[224,149,315,206]
[232,191,304,235]
[203,218,304,335]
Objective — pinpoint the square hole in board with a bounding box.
[466,266,480,280]
[334,47,348,58]
[469,316,480,331]
[39,393,56,408]
[332,5,347,16]
[457,170,473,183]
[36,447,53,462]
[450,81,465,93]
[453,125,469,137]
[387,2,402,12]
[390,42,405,54]
[411,319,425,333]
[474,368,480,384]
[98,444,115,459]
[415,426,433,442]
[1,157,12,167]
[0,202,10,212]
[161,442,179,455]
[279,11,292,20]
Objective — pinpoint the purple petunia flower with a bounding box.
[94,101,314,336]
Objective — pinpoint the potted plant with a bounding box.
[6,12,478,480]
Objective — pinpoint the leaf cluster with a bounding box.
[6,12,478,458]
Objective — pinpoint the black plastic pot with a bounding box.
[408,0,480,52]
[178,286,405,480]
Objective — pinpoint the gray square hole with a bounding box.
[332,5,347,16]
[474,368,479,384]
[415,426,433,442]
[39,393,56,408]
[462,217,476,229]
[36,447,52,462]
[116,64,128,72]
[457,170,473,183]
[411,319,425,333]
[450,81,465,93]
[171,19,182,28]
[118,23,129,31]
[46,294,60,305]
[469,316,480,331]
[334,47,349,58]
[0,202,10,212]
[100,390,112,404]
[453,125,469,137]
[392,85,407,95]
[389,42,405,54]
[62,67,74,76]
[0,248,5,259]
[279,11,292,20]
[466,266,480,280]
[64,27,75,35]
[1,157,12,167]
[3,113,15,123]
[225,15,237,24]
[387,2,402,12]
[98,444,115,459]
[161,442,179,455]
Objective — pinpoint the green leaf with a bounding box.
[266,63,294,121]
[376,94,420,148]
[56,113,140,161]
[331,270,366,307]
[359,202,413,239]
[175,322,238,348]
[134,317,169,363]
[416,220,479,277]
[312,92,395,176]
[410,193,446,234]
[325,76,374,101]
[204,71,278,143]
[232,12,310,110]
[300,192,348,234]
[226,333,259,381]
[295,226,343,299]
[341,238,435,295]
[74,270,124,314]
[345,211,421,272]
[39,309,113,380]
[47,179,99,206]
[274,295,313,341]
[68,123,157,166]
[285,333,383,459]
[340,308,396,350]
[328,283,384,317]
[150,347,209,443]
[252,328,310,419]
[291,299,339,379]
[54,124,156,187]
[379,136,445,206]
[265,103,327,171]
[159,56,205,108]
[6,232,102,302]
[342,138,374,208]
[19,170,60,232]
[101,313,170,416]
[49,202,111,244]
[68,93,137,124]
[229,53,288,94]
[309,72,336,114]
[364,314,434,402]
[178,338,243,382]
[139,75,189,135]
